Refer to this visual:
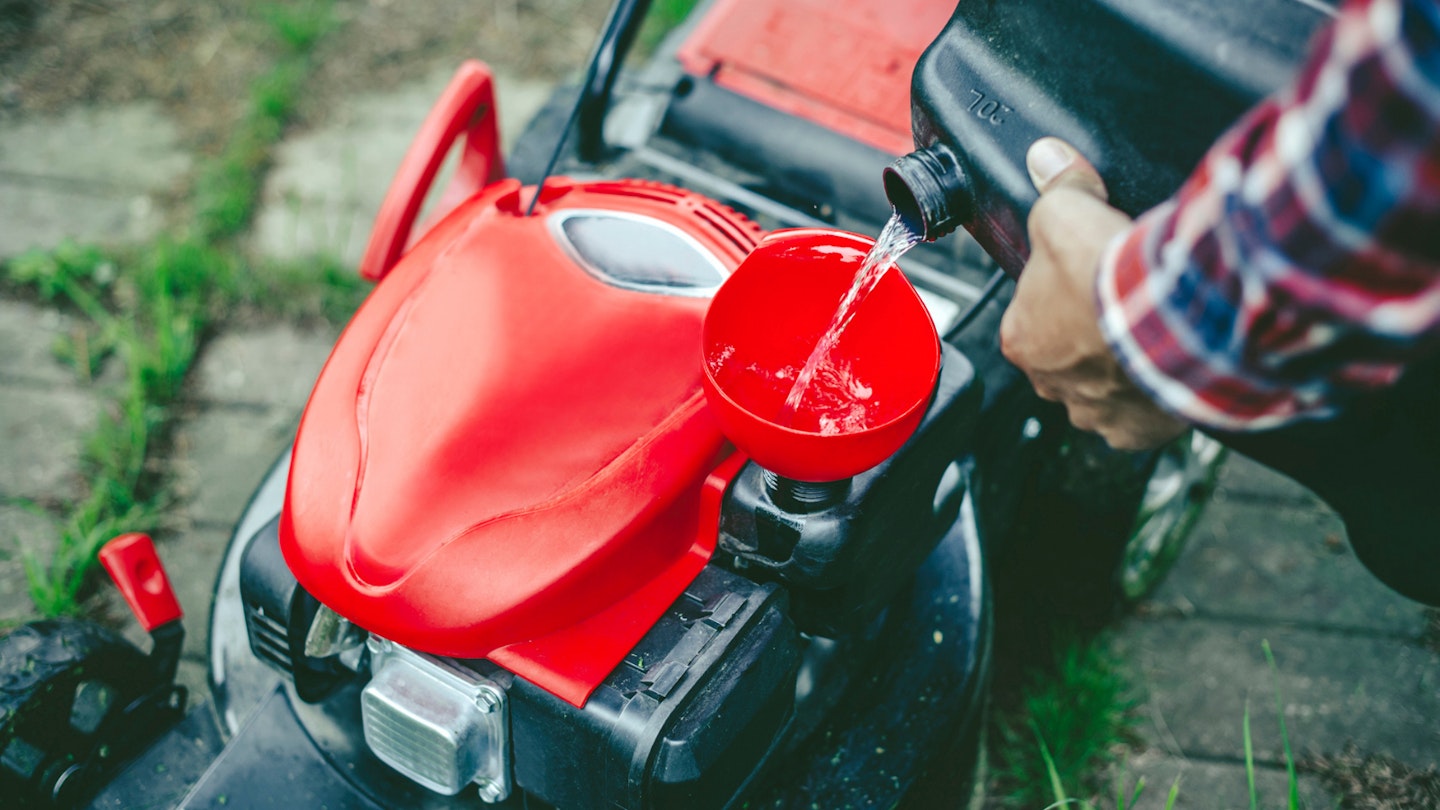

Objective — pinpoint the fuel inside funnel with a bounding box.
[702,228,940,483]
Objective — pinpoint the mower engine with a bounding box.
[224,142,981,809]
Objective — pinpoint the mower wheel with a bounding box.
[0,619,183,808]
[1003,426,1224,627]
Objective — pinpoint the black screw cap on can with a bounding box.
[883,145,970,242]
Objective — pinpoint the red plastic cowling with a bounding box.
[283,178,759,707]
[99,533,183,632]
[677,0,953,155]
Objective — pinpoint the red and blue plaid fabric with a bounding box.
[1096,0,1440,431]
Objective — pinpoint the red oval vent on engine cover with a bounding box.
[280,178,759,706]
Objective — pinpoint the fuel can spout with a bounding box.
[883,144,969,243]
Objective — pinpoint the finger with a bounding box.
[1064,400,1112,435]
[1027,137,1109,202]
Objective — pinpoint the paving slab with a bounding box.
[1144,498,1427,638]
[1112,749,1336,810]
[193,323,339,412]
[173,323,339,529]
[171,408,302,529]
[0,384,100,501]
[251,67,554,265]
[0,103,192,188]
[1114,619,1440,773]
[1213,451,1327,506]
[0,102,190,257]
[0,298,87,385]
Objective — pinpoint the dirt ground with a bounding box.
[0,0,608,153]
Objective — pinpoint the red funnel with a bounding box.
[702,228,941,482]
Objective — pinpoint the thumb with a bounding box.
[1027,137,1108,201]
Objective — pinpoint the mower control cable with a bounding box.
[527,0,652,215]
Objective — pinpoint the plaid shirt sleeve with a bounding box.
[1095,0,1440,432]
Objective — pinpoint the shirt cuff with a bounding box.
[1093,211,1304,433]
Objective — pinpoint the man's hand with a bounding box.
[999,137,1187,451]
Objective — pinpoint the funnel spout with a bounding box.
[883,145,969,242]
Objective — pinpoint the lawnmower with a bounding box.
[0,0,1336,807]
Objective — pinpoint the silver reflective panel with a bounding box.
[361,638,511,800]
[548,209,728,297]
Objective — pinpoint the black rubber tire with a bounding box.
[0,620,132,724]
[996,417,1163,634]
[0,619,150,808]
[995,422,1223,640]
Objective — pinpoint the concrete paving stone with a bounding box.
[0,297,87,385]
[0,102,192,188]
[0,183,168,259]
[1112,749,1336,810]
[0,102,191,258]
[194,323,339,412]
[1146,499,1428,637]
[0,503,58,626]
[0,385,100,501]
[1214,452,1326,506]
[1113,619,1440,773]
[251,67,554,264]
[172,408,299,528]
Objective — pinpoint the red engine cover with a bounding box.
[677,0,955,155]
[281,178,760,706]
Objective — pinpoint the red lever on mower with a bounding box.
[359,59,507,282]
[99,533,183,632]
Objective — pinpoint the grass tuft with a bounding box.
[990,634,1136,806]
[6,242,113,303]
[636,0,701,55]
[261,0,338,55]
[4,238,237,616]
[196,1,336,243]
[1262,640,1302,810]
[1012,640,1314,810]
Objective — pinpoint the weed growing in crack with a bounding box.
[196,0,336,243]
[989,633,1137,807]
[2,0,345,618]
[1024,640,1308,810]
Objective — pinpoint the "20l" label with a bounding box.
[967,89,1011,125]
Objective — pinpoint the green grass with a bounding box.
[3,230,365,617]
[990,634,1137,807]
[196,1,335,243]
[635,0,701,56]
[3,0,345,618]
[1023,640,1305,810]
[9,239,235,615]
[260,0,339,54]
[1263,640,1302,810]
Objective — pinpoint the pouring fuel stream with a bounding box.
[776,212,923,426]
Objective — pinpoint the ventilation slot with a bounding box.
[695,205,760,256]
[587,181,684,204]
[246,603,293,673]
